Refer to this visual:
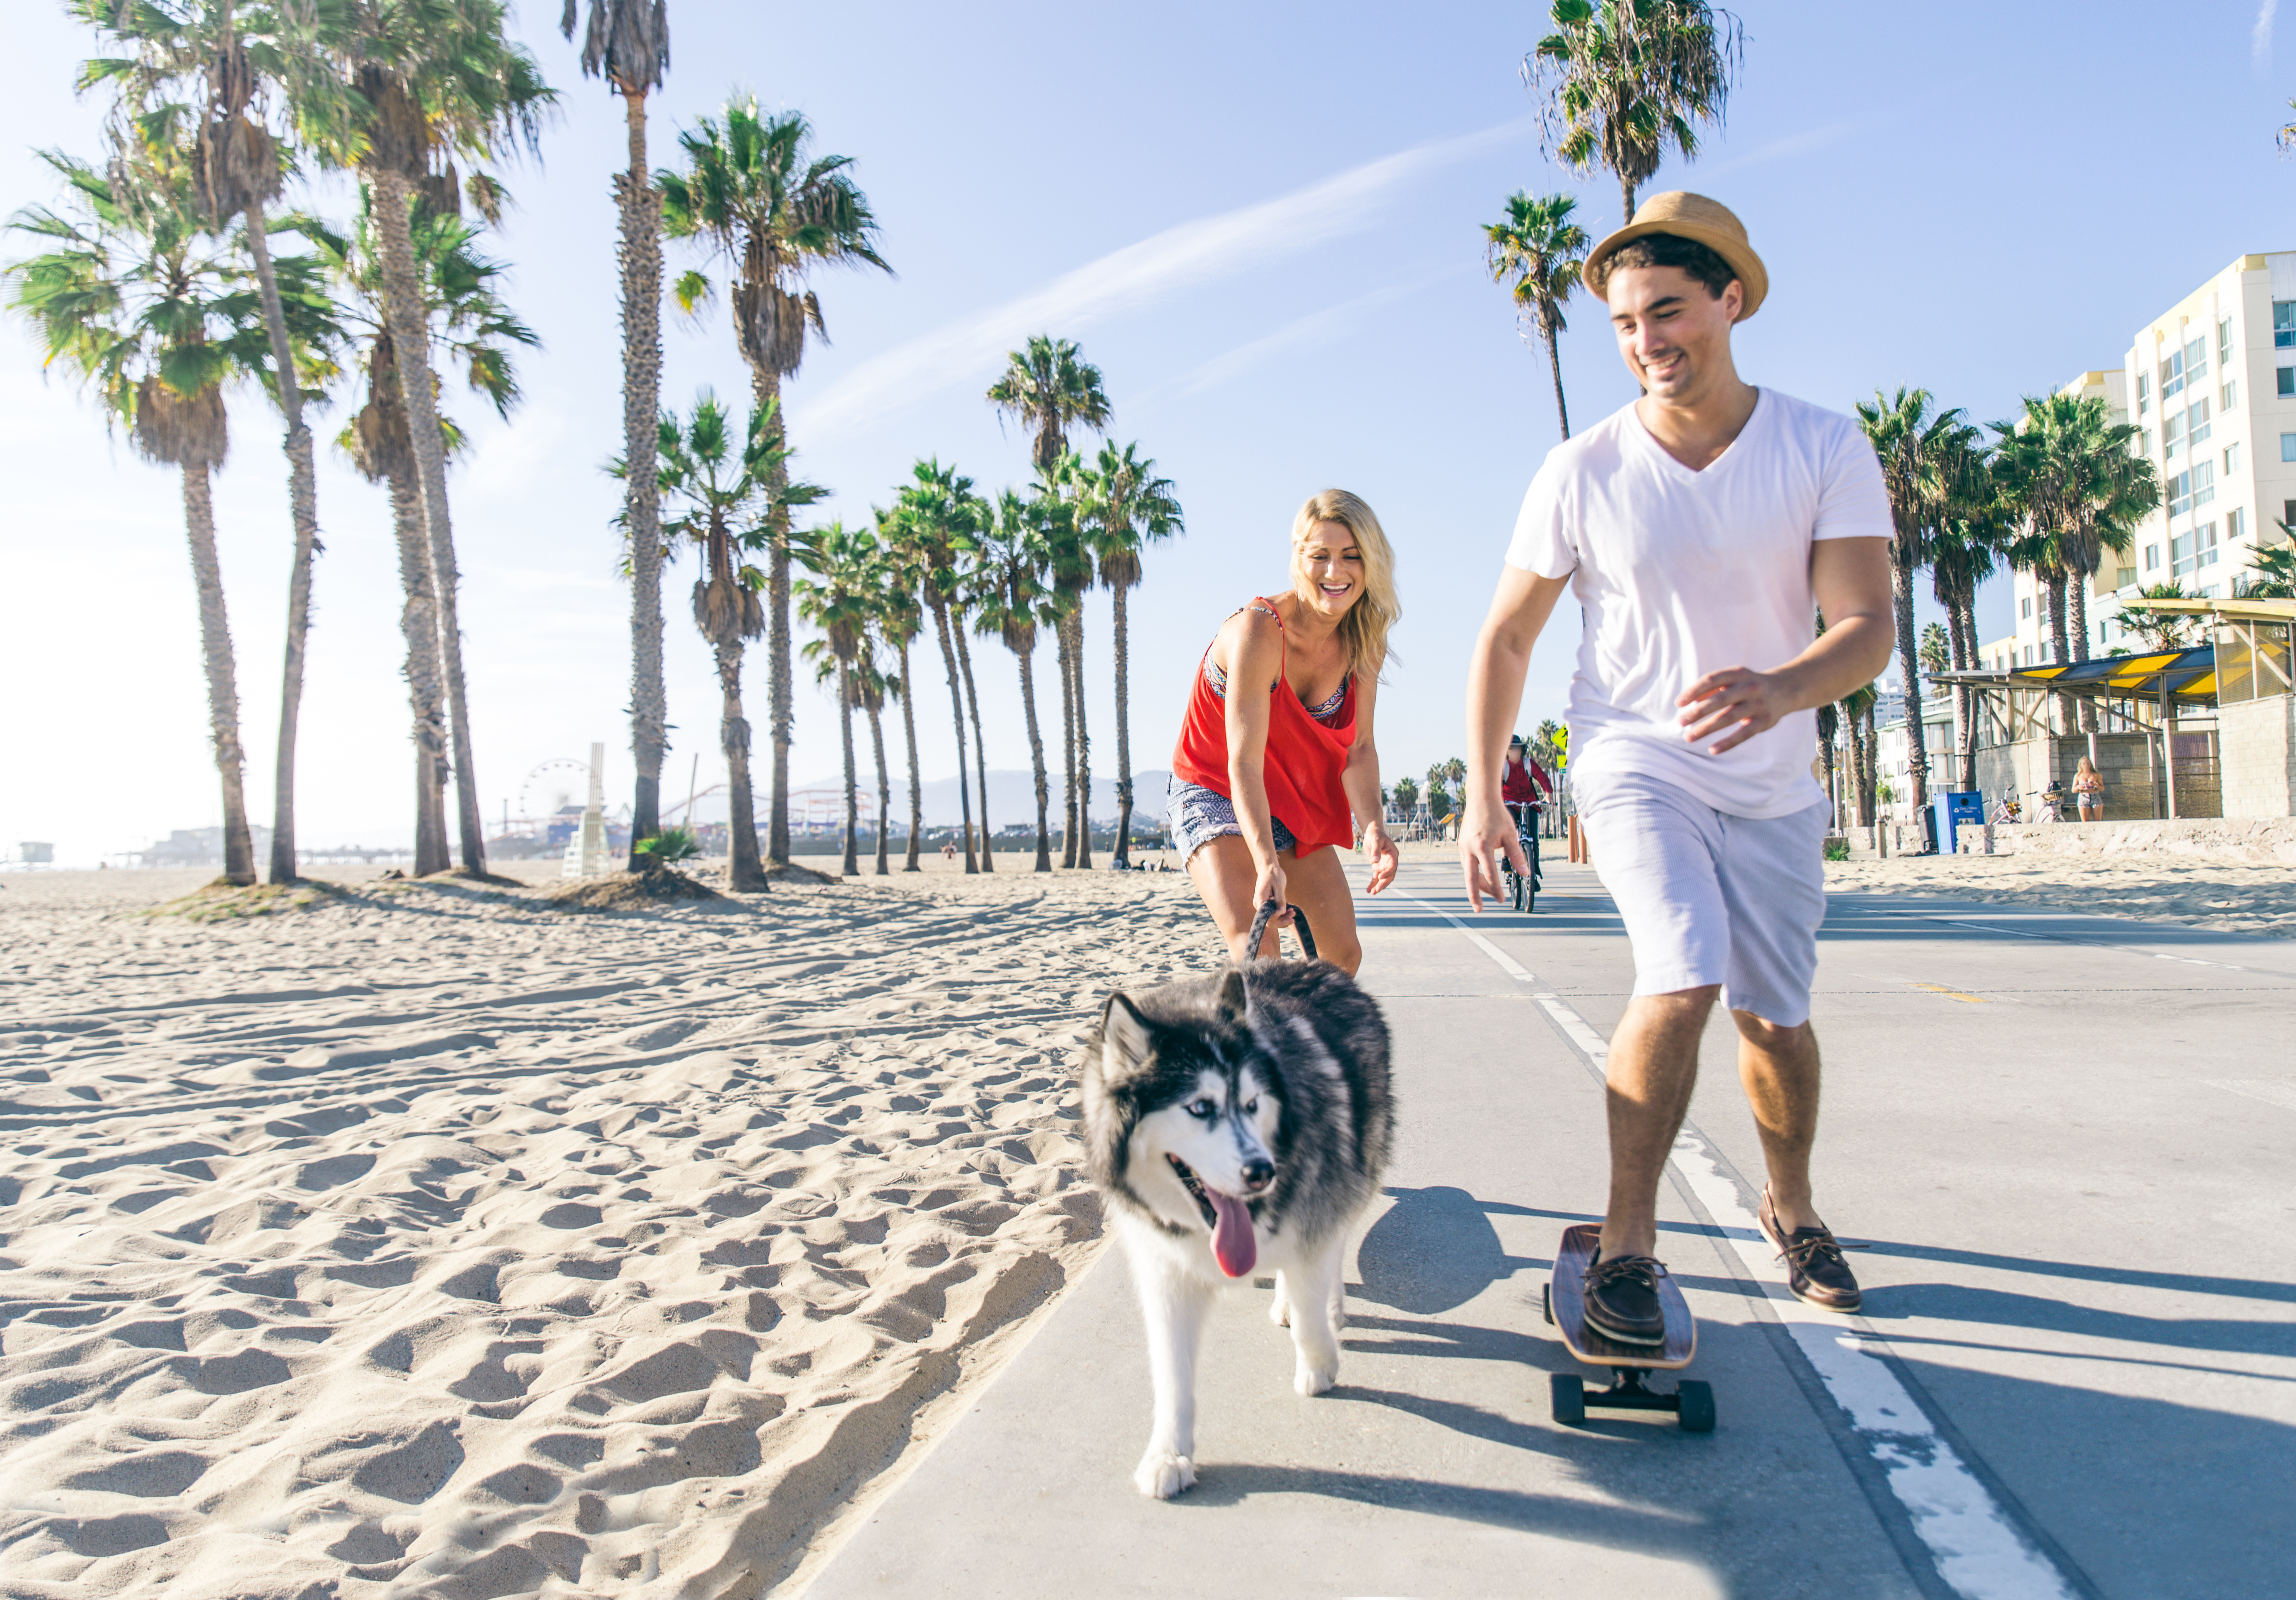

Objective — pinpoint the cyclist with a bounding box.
[1501,734,1552,904]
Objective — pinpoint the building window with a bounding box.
[2162,349,2186,400]
[2187,397,2212,450]
[2277,300,2296,348]
[2020,596,2032,618]
[2285,498,2296,533]
[2142,428,2154,456]
[2282,367,2296,396]
[2221,317,2235,366]
[2168,468,2192,516]
[2226,440,2242,476]
[2118,564,2138,588]
[2188,335,2209,382]
[2145,543,2161,571]
[2138,372,2150,414]
[2282,432,2296,462]
[2171,520,2219,576]
[2194,458,2216,512]
[2165,412,2185,458]
[2224,379,2239,410]
[2229,506,2247,542]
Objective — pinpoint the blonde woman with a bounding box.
[1166,490,1401,974]
[2073,754,2105,822]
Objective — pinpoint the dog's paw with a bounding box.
[1294,1361,1337,1397]
[1134,1450,1197,1499]
[1268,1294,1291,1328]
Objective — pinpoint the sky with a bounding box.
[5,0,2296,864]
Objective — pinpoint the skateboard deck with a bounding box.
[1547,1223,1696,1370]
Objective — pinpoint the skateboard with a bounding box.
[1543,1222,1714,1431]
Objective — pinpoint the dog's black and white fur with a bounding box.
[1083,920,1393,1498]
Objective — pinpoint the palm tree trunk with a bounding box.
[1014,640,1053,871]
[953,621,992,868]
[898,638,923,872]
[387,462,451,875]
[836,656,859,877]
[2046,569,2073,732]
[1620,174,1637,228]
[1541,320,1571,440]
[371,166,486,875]
[1110,582,1134,868]
[752,366,794,866]
[1862,702,1880,839]
[1054,614,1078,867]
[243,208,319,886]
[1946,596,1974,798]
[865,687,891,876]
[929,596,976,870]
[1959,598,1982,796]
[1891,562,1929,813]
[617,88,668,868]
[181,462,256,886]
[2069,572,2098,734]
[718,637,766,890]
[1843,706,1867,828]
[1070,608,1094,868]
[1817,707,1839,831]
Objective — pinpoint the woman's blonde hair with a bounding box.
[1291,488,1400,682]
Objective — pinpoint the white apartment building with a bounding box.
[2003,254,2296,666]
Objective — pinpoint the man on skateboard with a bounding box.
[1458,193,1895,1345]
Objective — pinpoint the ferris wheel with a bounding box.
[519,758,594,824]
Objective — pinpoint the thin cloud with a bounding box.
[799,121,1529,444]
[1690,118,1871,182]
[1137,269,1461,407]
[2257,0,2278,64]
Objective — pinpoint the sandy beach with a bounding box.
[0,861,1212,1598]
[1821,852,2296,939]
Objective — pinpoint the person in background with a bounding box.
[1501,733,1553,838]
[2073,755,2104,822]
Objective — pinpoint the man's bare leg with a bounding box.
[1597,986,1719,1262]
[1735,1010,1825,1232]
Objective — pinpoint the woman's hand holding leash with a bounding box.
[1360,822,1399,896]
[1239,857,1291,960]
[1458,792,1529,914]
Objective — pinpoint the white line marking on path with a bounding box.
[1401,894,2080,1600]
[2206,1078,2296,1112]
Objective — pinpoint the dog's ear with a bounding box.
[1098,991,1155,1079]
[1215,968,1249,1024]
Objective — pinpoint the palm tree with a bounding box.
[293,192,535,876]
[2123,582,2200,650]
[873,510,928,870]
[2246,534,2296,599]
[659,96,889,866]
[6,148,286,885]
[1391,774,1420,821]
[796,518,877,878]
[560,0,672,868]
[973,488,1061,870]
[650,388,786,890]
[293,0,554,876]
[1079,440,1183,868]
[74,0,333,884]
[1917,622,1949,682]
[1485,190,1589,439]
[1037,461,1097,866]
[889,458,988,870]
[1837,680,1878,832]
[1526,0,1745,224]
[1929,478,2009,794]
[988,336,1113,866]
[1990,394,2097,734]
[1855,386,1972,814]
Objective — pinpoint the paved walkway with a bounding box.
[798,863,2296,1599]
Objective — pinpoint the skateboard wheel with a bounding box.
[1550,1372,1585,1426]
[1542,1284,1554,1325]
[1677,1380,1715,1433]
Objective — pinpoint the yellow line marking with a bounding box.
[1909,982,1988,1004]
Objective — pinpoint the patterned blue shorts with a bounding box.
[1166,778,1298,864]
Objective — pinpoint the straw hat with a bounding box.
[1582,192,1768,322]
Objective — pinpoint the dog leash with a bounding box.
[1243,897,1319,963]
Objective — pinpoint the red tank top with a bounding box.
[1171,599,1358,855]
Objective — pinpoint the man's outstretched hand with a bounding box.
[1458,795,1530,914]
[1678,665,1792,754]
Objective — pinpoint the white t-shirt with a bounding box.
[1505,389,1893,818]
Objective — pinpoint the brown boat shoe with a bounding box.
[1758,1185,1862,1313]
[1581,1252,1669,1346]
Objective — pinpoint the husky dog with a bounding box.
[1083,908,1393,1499]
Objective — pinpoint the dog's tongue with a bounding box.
[1209,1190,1257,1278]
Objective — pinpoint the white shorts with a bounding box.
[1573,770,1830,1027]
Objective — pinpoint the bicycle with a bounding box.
[1503,802,1544,914]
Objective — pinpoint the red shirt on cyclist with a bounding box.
[1501,737,1552,806]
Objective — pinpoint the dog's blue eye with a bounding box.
[1244,1099,1258,1115]
[1188,1098,1216,1119]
